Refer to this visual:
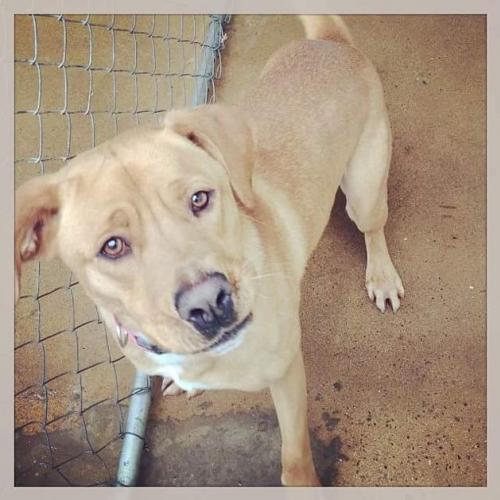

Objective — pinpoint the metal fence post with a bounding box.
[115,372,152,486]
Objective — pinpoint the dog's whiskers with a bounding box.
[248,272,288,281]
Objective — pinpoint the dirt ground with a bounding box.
[15,15,486,487]
[140,15,486,487]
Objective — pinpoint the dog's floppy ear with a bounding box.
[15,174,62,300]
[165,104,255,209]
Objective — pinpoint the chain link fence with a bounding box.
[14,14,229,486]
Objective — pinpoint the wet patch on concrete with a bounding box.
[140,408,346,486]
[15,429,117,486]
[321,411,340,432]
[15,403,125,486]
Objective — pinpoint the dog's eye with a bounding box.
[190,190,212,214]
[100,237,130,259]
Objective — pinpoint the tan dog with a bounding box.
[15,16,403,486]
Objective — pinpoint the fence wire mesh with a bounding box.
[14,14,229,486]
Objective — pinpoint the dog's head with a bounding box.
[15,104,260,355]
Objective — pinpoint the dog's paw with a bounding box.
[366,263,404,313]
[281,467,321,486]
[160,377,204,399]
[161,377,184,396]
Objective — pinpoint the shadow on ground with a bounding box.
[139,408,346,487]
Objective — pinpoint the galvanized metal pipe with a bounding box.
[193,15,227,106]
[116,371,152,486]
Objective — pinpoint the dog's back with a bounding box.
[240,17,375,253]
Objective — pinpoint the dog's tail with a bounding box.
[298,15,354,46]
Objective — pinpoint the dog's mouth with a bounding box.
[113,313,253,356]
[202,313,253,353]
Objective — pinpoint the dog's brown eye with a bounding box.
[100,237,130,259]
[191,190,211,214]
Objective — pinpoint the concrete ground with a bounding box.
[140,15,486,486]
[14,15,486,487]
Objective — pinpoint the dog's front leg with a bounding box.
[270,351,320,486]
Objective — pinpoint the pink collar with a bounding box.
[113,315,168,354]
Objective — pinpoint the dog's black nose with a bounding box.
[175,273,236,338]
